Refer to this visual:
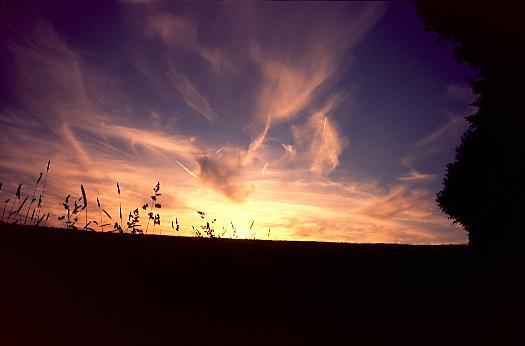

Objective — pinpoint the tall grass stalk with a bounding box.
[0,181,4,222]
[231,221,238,239]
[24,172,42,225]
[145,203,153,235]
[35,160,51,223]
[44,212,50,226]
[117,182,122,230]
[7,184,21,223]
[249,220,256,239]
[97,197,103,232]
[10,195,28,224]
[81,184,88,228]
[35,212,46,226]
[1,199,9,222]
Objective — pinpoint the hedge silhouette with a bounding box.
[416,2,525,249]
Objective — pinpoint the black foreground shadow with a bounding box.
[1,223,523,346]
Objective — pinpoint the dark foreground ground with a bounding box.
[0,223,523,345]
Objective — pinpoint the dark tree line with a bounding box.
[416,2,525,249]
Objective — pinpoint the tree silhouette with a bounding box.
[416,2,525,249]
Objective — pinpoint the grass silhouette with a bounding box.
[6,184,21,223]
[116,182,122,231]
[2,161,284,240]
[127,208,143,234]
[144,181,162,234]
[35,160,51,222]
[80,184,89,230]
[23,172,42,225]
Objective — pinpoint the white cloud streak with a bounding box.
[168,61,218,122]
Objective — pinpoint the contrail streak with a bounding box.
[249,115,271,152]
[321,115,327,149]
[175,160,198,178]
[3,23,40,53]
[261,162,269,175]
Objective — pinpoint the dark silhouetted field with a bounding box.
[1,223,522,345]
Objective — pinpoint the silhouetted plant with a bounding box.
[2,198,9,222]
[35,211,46,226]
[97,197,101,229]
[58,194,76,230]
[230,221,238,239]
[201,220,215,238]
[10,194,28,225]
[116,182,122,230]
[145,181,162,234]
[93,197,111,232]
[35,160,51,223]
[80,184,98,232]
[171,218,180,232]
[7,184,21,223]
[83,221,96,231]
[44,212,50,226]
[0,180,4,221]
[80,184,89,229]
[58,192,85,230]
[112,222,124,233]
[23,172,42,225]
[127,208,143,234]
[1,171,270,242]
[193,211,217,238]
[0,181,2,220]
[102,208,112,223]
[192,225,202,238]
[249,220,256,239]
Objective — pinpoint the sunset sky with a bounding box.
[0,1,476,243]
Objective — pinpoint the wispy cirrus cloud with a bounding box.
[398,169,436,182]
[401,83,476,170]
[167,61,218,122]
[401,114,466,168]
[0,2,470,244]
[246,2,385,151]
[144,12,230,71]
[289,93,350,175]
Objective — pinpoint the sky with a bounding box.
[0,1,476,243]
